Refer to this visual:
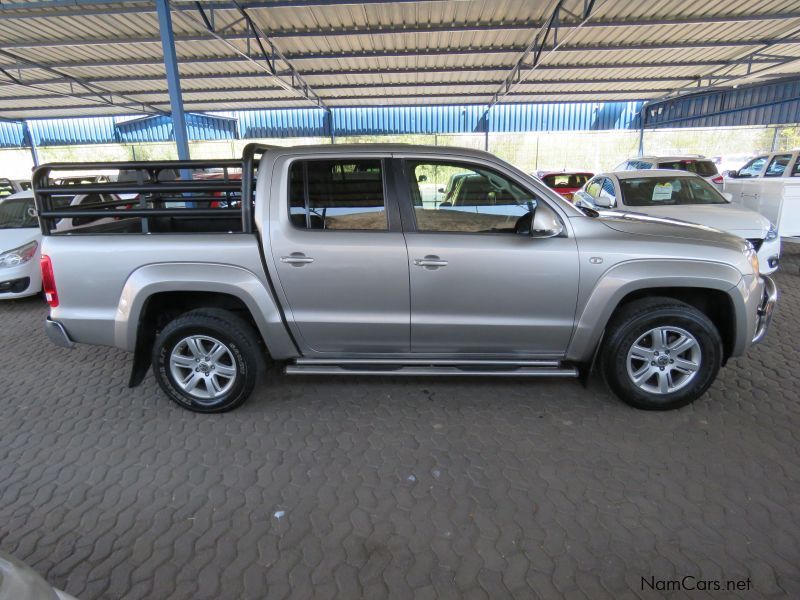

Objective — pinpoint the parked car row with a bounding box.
[536,154,783,274]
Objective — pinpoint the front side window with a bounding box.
[585,178,603,198]
[405,160,542,234]
[765,154,792,177]
[288,159,387,231]
[600,178,617,204]
[619,176,727,207]
[738,156,767,178]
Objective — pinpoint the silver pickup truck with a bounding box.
[33,144,776,413]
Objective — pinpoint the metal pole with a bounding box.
[637,102,649,157]
[771,126,781,151]
[22,120,39,167]
[156,0,190,161]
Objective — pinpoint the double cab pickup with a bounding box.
[34,144,776,412]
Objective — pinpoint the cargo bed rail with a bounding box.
[33,158,252,235]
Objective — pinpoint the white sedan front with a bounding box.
[0,192,42,299]
[575,170,781,274]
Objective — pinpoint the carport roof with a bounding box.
[0,0,799,120]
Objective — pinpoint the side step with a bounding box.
[285,359,578,378]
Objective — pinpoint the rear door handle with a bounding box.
[281,253,314,266]
[414,255,448,268]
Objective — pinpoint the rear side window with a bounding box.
[657,160,718,177]
[288,159,387,231]
[585,178,603,198]
[0,178,13,198]
[765,154,792,177]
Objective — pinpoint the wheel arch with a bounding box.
[115,263,299,386]
[567,260,746,364]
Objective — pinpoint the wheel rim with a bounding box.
[626,326,701,395]
[169,335,237,405]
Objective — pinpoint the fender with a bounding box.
[115,262,299,359]
[566,259,746,363]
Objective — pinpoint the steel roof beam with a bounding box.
[0,0,798,27]
[2,30,800,51]
[29,73,707,87]
[1,79,687,102]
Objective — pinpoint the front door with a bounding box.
[400,158,579,355]
[269,156,410,354]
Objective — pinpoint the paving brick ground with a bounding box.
[1,248,799,599]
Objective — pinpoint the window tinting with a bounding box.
[656,160,718,177]
[289,159,387,230]
[765,154,792,177]
[406,160,540,234]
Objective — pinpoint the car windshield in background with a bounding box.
[619,176,727,207]
[0,197,38,228]
[656,160,718,177]
[542,173,591,188]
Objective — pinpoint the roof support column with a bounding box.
[156,0,190,160]
[22,120,39,167]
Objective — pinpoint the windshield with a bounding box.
[619,176,727,207]
[0,196,38,229]
[542,173,591,188]
[656,160,718,177]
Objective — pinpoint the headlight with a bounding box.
[746,246,760,276]
[765,224,779,241]
[0,241,38,269]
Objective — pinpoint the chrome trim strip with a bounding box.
[286,365,578,377]
[752,275,777,345]
[294,358,561,367]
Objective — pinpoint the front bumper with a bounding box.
[45,317,75,349]
[752,275,777,344]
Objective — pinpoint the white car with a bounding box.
[0,192,42,298]
[0,190,122,299]
[725,149,800,179]
[615,155,724,191]
[575,170,781,273]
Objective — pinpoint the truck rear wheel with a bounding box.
[601,298,722,410]
[152,308,265,413]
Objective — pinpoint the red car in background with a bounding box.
[536,171,594,201]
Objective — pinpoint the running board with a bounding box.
[285,363,578,378]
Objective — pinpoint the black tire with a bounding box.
[601,298,722,411]
[152,308,266,413]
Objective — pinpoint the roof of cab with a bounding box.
[605,169,707,180]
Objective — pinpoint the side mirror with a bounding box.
[418,174,427,183]
[722,192,733,203]
[724,170,738,178]
[593,196,614,209]
[437,187,445,194]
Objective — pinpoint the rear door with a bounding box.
[398,157,579,356]
[268,156,411,354]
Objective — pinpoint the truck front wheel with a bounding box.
[601,298,722,410]
[152,308,265,413]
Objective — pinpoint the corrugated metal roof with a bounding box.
[0,0,797,121]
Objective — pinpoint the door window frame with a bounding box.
[393,157,567,237]
[284,156,403,233]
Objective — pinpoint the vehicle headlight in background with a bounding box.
[0,241,38,269]
[746,246,760,276]
[765,224,779,241]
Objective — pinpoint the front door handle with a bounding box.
[281,253,314,266]
[414,255,448,268]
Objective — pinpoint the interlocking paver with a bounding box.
[1,248,799,599]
